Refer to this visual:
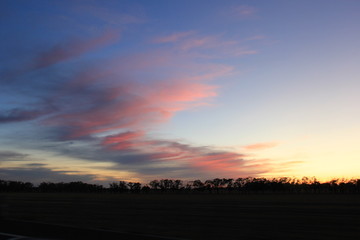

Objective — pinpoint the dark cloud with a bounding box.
[133,166,189,175]
[0,108,52,124]
[0,167,99,184]
[39,136,273,180]
[0,151,29,161]
[31,31,119,70]
[24,163,47,167]
[1,31,120,83]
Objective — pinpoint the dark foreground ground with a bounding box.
[1,193,360,240]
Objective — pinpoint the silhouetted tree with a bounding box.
[2,177,360,194]
[149,180,160,190]
[109,181,128,193]
[128,182,142,192]
[192,180,205,191]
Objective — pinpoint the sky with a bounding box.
[1,0,360,184]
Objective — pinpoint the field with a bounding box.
[1,193,360,239]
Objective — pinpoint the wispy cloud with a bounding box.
[0,151,29,161]
[24,163,47,167]
[243,142,279,151]
[152,31,195,43]
[1,31,120,82]
[245,35,266,41]
[180,36,215,50]
[98,134,276,179]
[231,5,257,18]
[73,4,146,25]
[165,33,258,59]
[32,31,120,69]
[0,166,100,184]
[150,29,259,60]
[0,108,52,124]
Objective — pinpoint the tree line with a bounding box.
[1,177,360,194]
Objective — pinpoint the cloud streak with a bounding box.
[32,31,120,69]
[0,107,54,124]
[231,5,257,18]
[1,31,120,82]
[0,167,99,184]
[0,151,29,162]
[152,31,195,43]
[243,142,279,151]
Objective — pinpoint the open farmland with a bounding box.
[1,193,360,239]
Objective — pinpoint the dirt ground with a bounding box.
[1,193,360,240]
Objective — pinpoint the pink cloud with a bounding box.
[150,81,217,103]
[243,142,279,151]
[45,63,227,139]
[41,48,234,140]
[152,31,194,43]
[95,121,272,177]
[121,138,273,177]
[148,152,185,161]
[191,156,256,177]
[102,131,145,145]
[102,131,161,151]
[191,153,244,169]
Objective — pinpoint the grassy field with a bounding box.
[1,193,360,239]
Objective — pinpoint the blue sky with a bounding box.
[1,0,360,184]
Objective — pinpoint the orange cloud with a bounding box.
[243,142,279,151]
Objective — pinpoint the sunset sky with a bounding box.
[1,0,360,184]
